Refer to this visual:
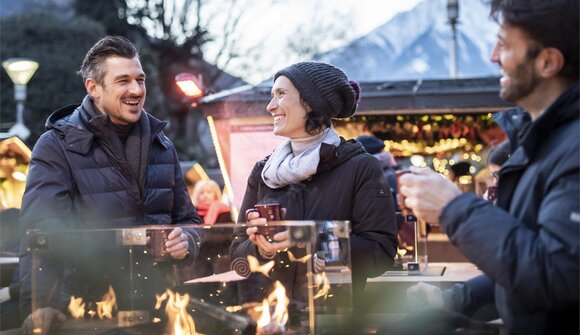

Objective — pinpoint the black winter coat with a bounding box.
[19,99,201,317]
[232,138,398,310]
[440,82,579,334]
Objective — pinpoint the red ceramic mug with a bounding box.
[146,228,174,262]
[245,202,283,239]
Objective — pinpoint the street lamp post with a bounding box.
[2,58,39,140]
[447,0,459,79]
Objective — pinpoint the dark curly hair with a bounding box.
[303,98,332,135]
[490,0,579,82]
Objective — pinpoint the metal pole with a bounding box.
[447,0,459,79]
[450,22,458,78]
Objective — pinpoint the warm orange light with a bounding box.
[256,280,289,334]
[155,289,196,335]
[175,73,204,99]
[68,296,86,319]
[312,272,331,300]
[96,285,117,319]
[248,255,274,277]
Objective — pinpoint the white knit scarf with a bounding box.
[261,126,341,189]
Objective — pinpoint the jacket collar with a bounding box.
[46,96,169,154]
[494,81,579,163]
[317,138,366,173]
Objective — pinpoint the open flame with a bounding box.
[287,250,312,263]
[312,272,331,300]
[256,280,289,334]
[155,289,196,335]
[247,255,274,276]
[68,285,118,320]
[96,285,117,319]
[68,295,86,319]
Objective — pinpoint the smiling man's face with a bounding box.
[87,56,146,125]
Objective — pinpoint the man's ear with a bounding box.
[537,47,565,78]
[85,79,99,98]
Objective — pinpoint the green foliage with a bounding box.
[0,11,106,147]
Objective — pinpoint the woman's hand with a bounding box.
[245,211,292,256]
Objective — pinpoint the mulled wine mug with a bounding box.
[245,202,283,239]
[146,227,174,261]
[245,202,282,221]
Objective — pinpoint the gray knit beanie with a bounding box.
[274,62,360,119]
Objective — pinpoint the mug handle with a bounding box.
[245,208,259,223]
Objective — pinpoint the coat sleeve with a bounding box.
[19,131,76,317]
[349,156,398,279]
[440,169,579,310]
[443,274,497,319]
[167,146,201,263]
[231,161,263,260]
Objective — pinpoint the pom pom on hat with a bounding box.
[274,62,360,119]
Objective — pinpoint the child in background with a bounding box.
[191,180,231,224]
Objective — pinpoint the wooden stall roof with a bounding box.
[199,76,513,118]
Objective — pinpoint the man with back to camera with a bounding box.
[18,36,201,334]
[399,0,579,334]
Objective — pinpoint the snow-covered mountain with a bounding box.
[315,0,500,81]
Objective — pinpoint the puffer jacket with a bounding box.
[19,98,201,317]
[440,82,579,334]
[232,138,398,310]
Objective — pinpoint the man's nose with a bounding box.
[129,80,144,95]
[490,43,500,63]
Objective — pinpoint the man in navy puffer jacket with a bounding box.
[19,36,202,334]
[399,1,579,334]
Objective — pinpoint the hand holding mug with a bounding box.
[165,227,190,260]
[245,203,290,256]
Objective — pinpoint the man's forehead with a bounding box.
[102,56,145,77]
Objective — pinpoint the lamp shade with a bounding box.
[175,72,204,99]
[2,58,39,85]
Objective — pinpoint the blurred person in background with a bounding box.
[191,179,231,224]
[357,135,400,212]
[397,0,579,334]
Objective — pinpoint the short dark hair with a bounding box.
[78,36,139,86]
[490,0,579,82]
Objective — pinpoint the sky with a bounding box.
[200,0,422,84]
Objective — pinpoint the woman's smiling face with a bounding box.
[266,76,310,139]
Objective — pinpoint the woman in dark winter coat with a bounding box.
[231,62,398,312]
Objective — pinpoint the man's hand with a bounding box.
[22,307,66,335]
[166,227,190,260]
[407,282,446,310]
[398,167,462,224]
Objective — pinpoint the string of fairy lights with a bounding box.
[334,113,502,177]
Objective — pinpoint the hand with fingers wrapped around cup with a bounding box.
[165,227,192,260]
[244,204,290,259]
